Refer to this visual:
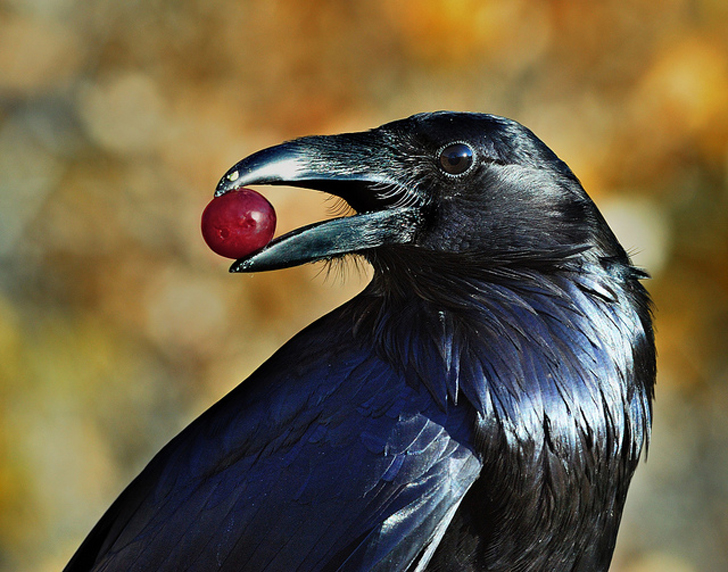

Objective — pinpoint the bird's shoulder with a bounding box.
[65,302,481,572]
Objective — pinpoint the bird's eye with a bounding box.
[438,143,474,175]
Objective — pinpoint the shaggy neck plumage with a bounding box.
[345,246,655,570]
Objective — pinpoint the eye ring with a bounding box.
[438,142,474,176]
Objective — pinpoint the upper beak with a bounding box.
[214,134,422,272]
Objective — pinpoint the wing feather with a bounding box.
[65,310,481,572]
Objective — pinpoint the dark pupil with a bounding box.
[439,143,473,175]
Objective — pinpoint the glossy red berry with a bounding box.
[201,188,276,259]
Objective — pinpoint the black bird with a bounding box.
[65,112,655,571]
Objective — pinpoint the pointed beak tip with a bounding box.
[228,257,252,273]
[215,168,242,195]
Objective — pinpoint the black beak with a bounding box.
[215,133,422,273]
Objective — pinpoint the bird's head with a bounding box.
[216,112,625,275]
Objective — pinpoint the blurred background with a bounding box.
[1,0,727,570]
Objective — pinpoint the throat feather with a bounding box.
[357,266,650,467]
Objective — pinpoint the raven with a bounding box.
[65,112,655,571]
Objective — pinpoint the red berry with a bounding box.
[201,188,276,259]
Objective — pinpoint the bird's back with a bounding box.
[64,301,482,572]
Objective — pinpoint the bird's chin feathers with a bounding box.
[354,253,652,468]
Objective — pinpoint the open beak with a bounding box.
[215,133,422,273]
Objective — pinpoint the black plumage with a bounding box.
[65,112,655,571]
